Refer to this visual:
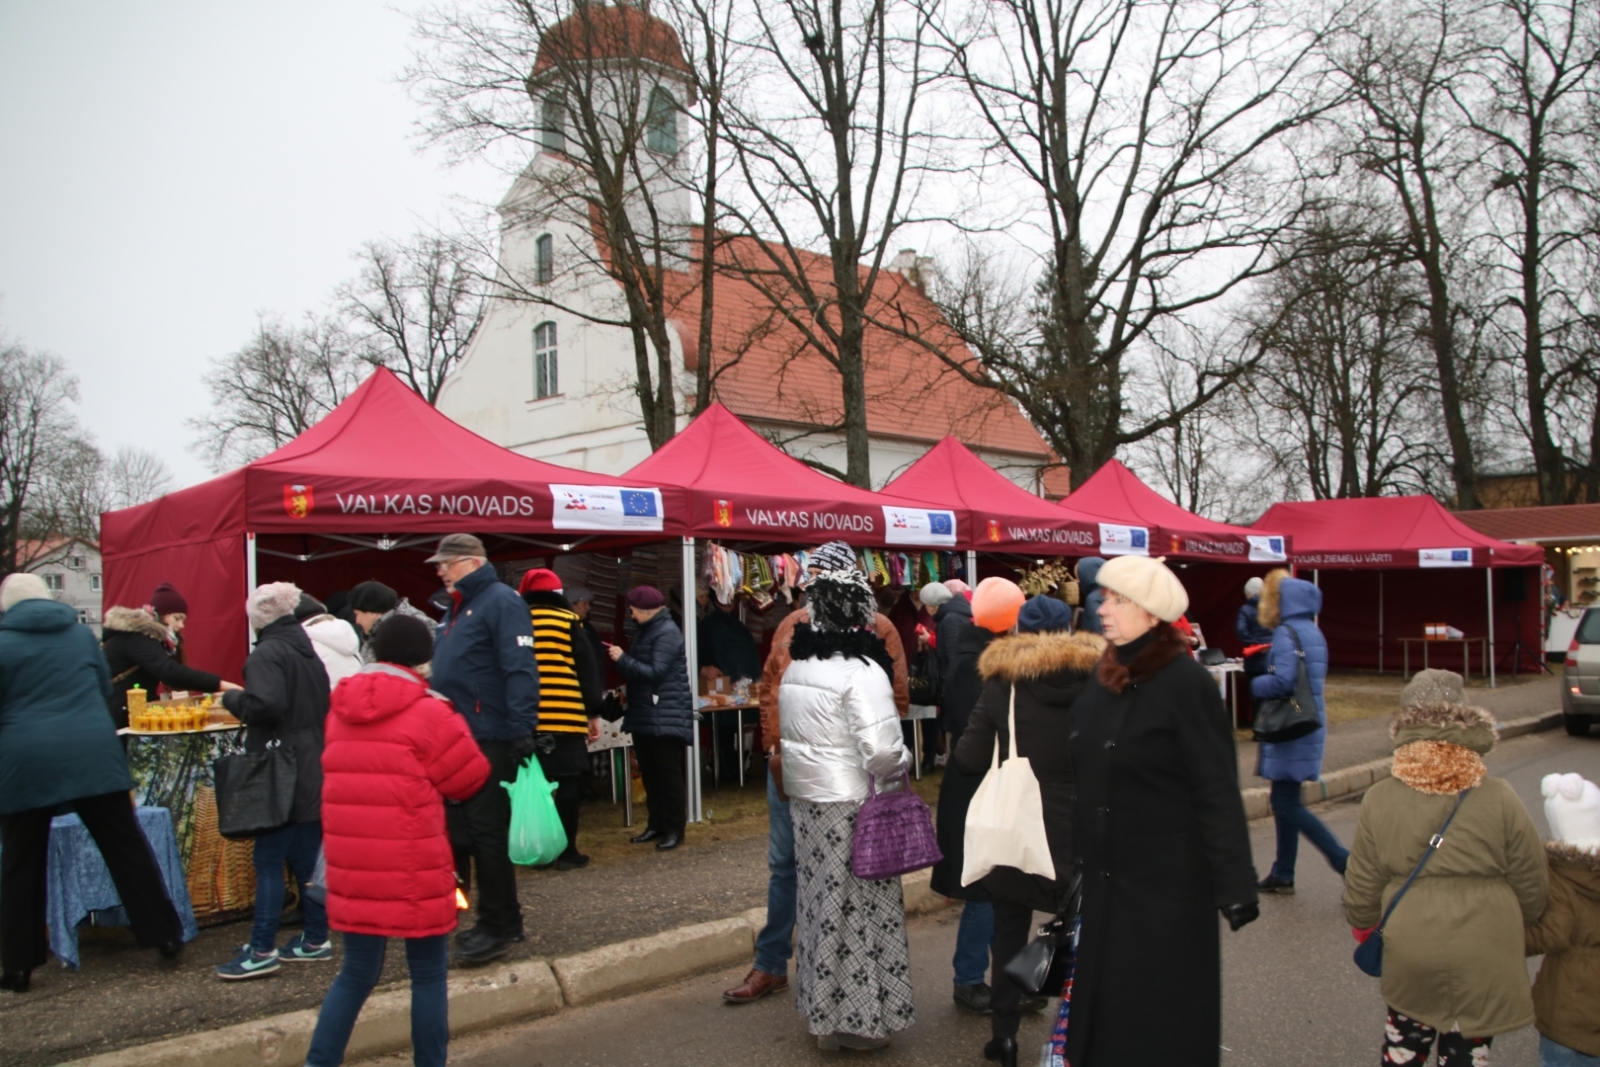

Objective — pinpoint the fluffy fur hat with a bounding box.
[1244,576,1264,597]
[1543,773,1600,853]
[247,582,303,631]
[1401,668,1467,709]
[919,582,953,608]
[1094,555,1189,623]
[0,572,52,611]
[1390,697,1498,755]
[806,569,875,633]
[972,577,1025,633]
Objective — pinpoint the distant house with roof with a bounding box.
[13,537,104,632]
[435,3,1066,495]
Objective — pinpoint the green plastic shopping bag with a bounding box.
[504,756,567,866]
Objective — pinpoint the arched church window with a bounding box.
[645,86,677,155]
[534,321,559,399]
[536,233,554,284]
[540,94,566,153]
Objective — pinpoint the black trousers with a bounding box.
[536,737,588,862]
[990,899,1036,1043]
[632,735,687,835]
[0,791,183,974]
[446,739,523,938]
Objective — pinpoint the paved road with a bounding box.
[353,726,1599,1067]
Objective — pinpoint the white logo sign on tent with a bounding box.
[1418,547,1474,568]
[881,507,958,547]
[1247,535,1289,563]
[550,485,665,532]
[1098,524,1150,556]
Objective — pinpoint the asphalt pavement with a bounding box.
[349,725,1600,1067]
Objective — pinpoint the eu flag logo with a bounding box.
[1130,528,1147,548]
[930,513,953,536]
[622,491,658,517]
[1451,549,1469,562]
[1270,537,1283,554]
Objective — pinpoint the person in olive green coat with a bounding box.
[1344,670,1547,1065]
[0,574,184,991]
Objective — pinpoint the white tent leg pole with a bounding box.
[1487,566,1496,689]
[683,536,702,823]
[246,532,258,651]
[1378,571,1385,673]
[966,550,977,583]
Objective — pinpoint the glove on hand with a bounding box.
[511,734,539,761]
[1220,901,1259,932]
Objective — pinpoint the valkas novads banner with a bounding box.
[249,477,667,534]
[696,492,957,547]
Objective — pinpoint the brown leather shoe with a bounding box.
[722,968,787,1004]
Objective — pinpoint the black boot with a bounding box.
[0,970,31,993]
[982,1037,1018,1067]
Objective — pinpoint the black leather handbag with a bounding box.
[1251,627,1322,743]
[1003,870,1083,996]
[213,740,297,840]
[907,646,942,707]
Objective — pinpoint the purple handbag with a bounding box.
[851,771,943,881]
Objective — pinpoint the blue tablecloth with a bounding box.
[0,805,200,969]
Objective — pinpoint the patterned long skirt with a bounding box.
[792,798,916,1040]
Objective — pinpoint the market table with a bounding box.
[906,704,938,780]
[0,805,200,969]
[1398,637,1488,680]
[1206,660,1246,730]
[697,701,758,787]
[588,716,634,828]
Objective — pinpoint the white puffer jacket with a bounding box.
[779,653,909,804]
[302,614,362,691]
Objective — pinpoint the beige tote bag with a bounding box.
[961,685,1055,886]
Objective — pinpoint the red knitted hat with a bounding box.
[518,568,563,594]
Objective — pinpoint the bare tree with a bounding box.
[716,0,948,487]
[342,233,490,403]
[0,337,100,575]
[916,0,1341,488]
[102,447,174,511]
[191,315,361,470]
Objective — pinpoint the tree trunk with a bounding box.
[1418,252,1478,509]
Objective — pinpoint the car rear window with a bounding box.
[1578,610,1600,644]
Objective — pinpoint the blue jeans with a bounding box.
[250,820,327,953]
[753,765,796,976]
[1269,780,1349,881]
[952,900,994,987]
[1543,1035,1600,1067]
[305,933,450,1067]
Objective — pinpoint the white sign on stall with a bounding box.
[549,485,666,532]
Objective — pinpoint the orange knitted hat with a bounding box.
[971,577,1025,633]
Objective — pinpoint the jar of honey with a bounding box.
[126,685,147,725]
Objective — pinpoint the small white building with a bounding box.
[20,538,104,632]
[436,3,1069,496]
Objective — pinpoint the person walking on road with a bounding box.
[1252,569,1348,894]
[608,585,693,852]
[428,534,541,966]
[1068,555,1259,1067]
[1344,669,1547,1067]
[0,574,185,992]
[722,541,909,1006]
[779,568,914,1051]
[1527,772,1600,1067]
[305,616,490,1067]
[216,582,333,980]
[954,594,1103,1067]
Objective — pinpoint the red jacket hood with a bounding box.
[331,664,433,725]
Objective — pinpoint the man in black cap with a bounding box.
[426,534,540,965]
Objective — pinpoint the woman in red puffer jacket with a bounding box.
[305,616,489,1067]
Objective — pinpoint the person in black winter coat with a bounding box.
[955,598,1104,1064]
[216,582,332,981]
[1234,576,1272,724]
[609,586,693,851]
[1067,556,1258,1067]
[100,606,237,730]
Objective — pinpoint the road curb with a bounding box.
[1240,708,1563,821]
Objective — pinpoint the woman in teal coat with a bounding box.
[0,573,183,991]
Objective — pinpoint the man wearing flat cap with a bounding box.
[427,534,540,965]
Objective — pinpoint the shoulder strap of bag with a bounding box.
[1007,685,1020,762]
[1372,788,1471,935]
[111,665,141,685]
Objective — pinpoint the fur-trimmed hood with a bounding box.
[1256,568,1293,628]
[101,606,172,644]
[1096,622,1189,694]
[1392,739,1487,794]
[1546,840,1600,875]
[1392,701,1498,754]
[979,630,1106,682]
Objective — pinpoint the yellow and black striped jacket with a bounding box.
[529,601,592,734]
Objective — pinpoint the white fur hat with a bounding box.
[1244,576,1264,597]
[1094,555,1189,624]
[1543,773,1600,853]
[247,582,304,631]
[0,572,53,611]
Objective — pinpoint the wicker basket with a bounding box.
[186,785,256,916]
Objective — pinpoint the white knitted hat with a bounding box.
[1543,773,1600,853]
[1094,555,1189,623]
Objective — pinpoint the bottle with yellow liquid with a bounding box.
[126,685,147,730]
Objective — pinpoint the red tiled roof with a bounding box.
[533,4,691,76]
[1453,504,1600,543]
[660,235,1055,461]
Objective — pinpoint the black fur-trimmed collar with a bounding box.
[789,622,894,679]
[1095,623,1188,693]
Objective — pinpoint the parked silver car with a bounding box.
[1563,607,1600,735]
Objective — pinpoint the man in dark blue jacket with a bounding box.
[427,534,539,965]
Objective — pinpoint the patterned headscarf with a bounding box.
[805,569,876,633]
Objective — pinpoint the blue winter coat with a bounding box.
[0,599,132,815]
[430,563,540,742]
[1077,556,1107,635]
[1250,578,1327,782]
[615,611,693,743]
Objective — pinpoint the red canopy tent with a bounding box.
[1255,497,1545,679]
[624,403,965,549]
[882,437,1101,553]
[101,369,685,680]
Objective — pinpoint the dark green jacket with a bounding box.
[0,598,132,815]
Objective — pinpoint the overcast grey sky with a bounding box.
[0,1,504,489]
